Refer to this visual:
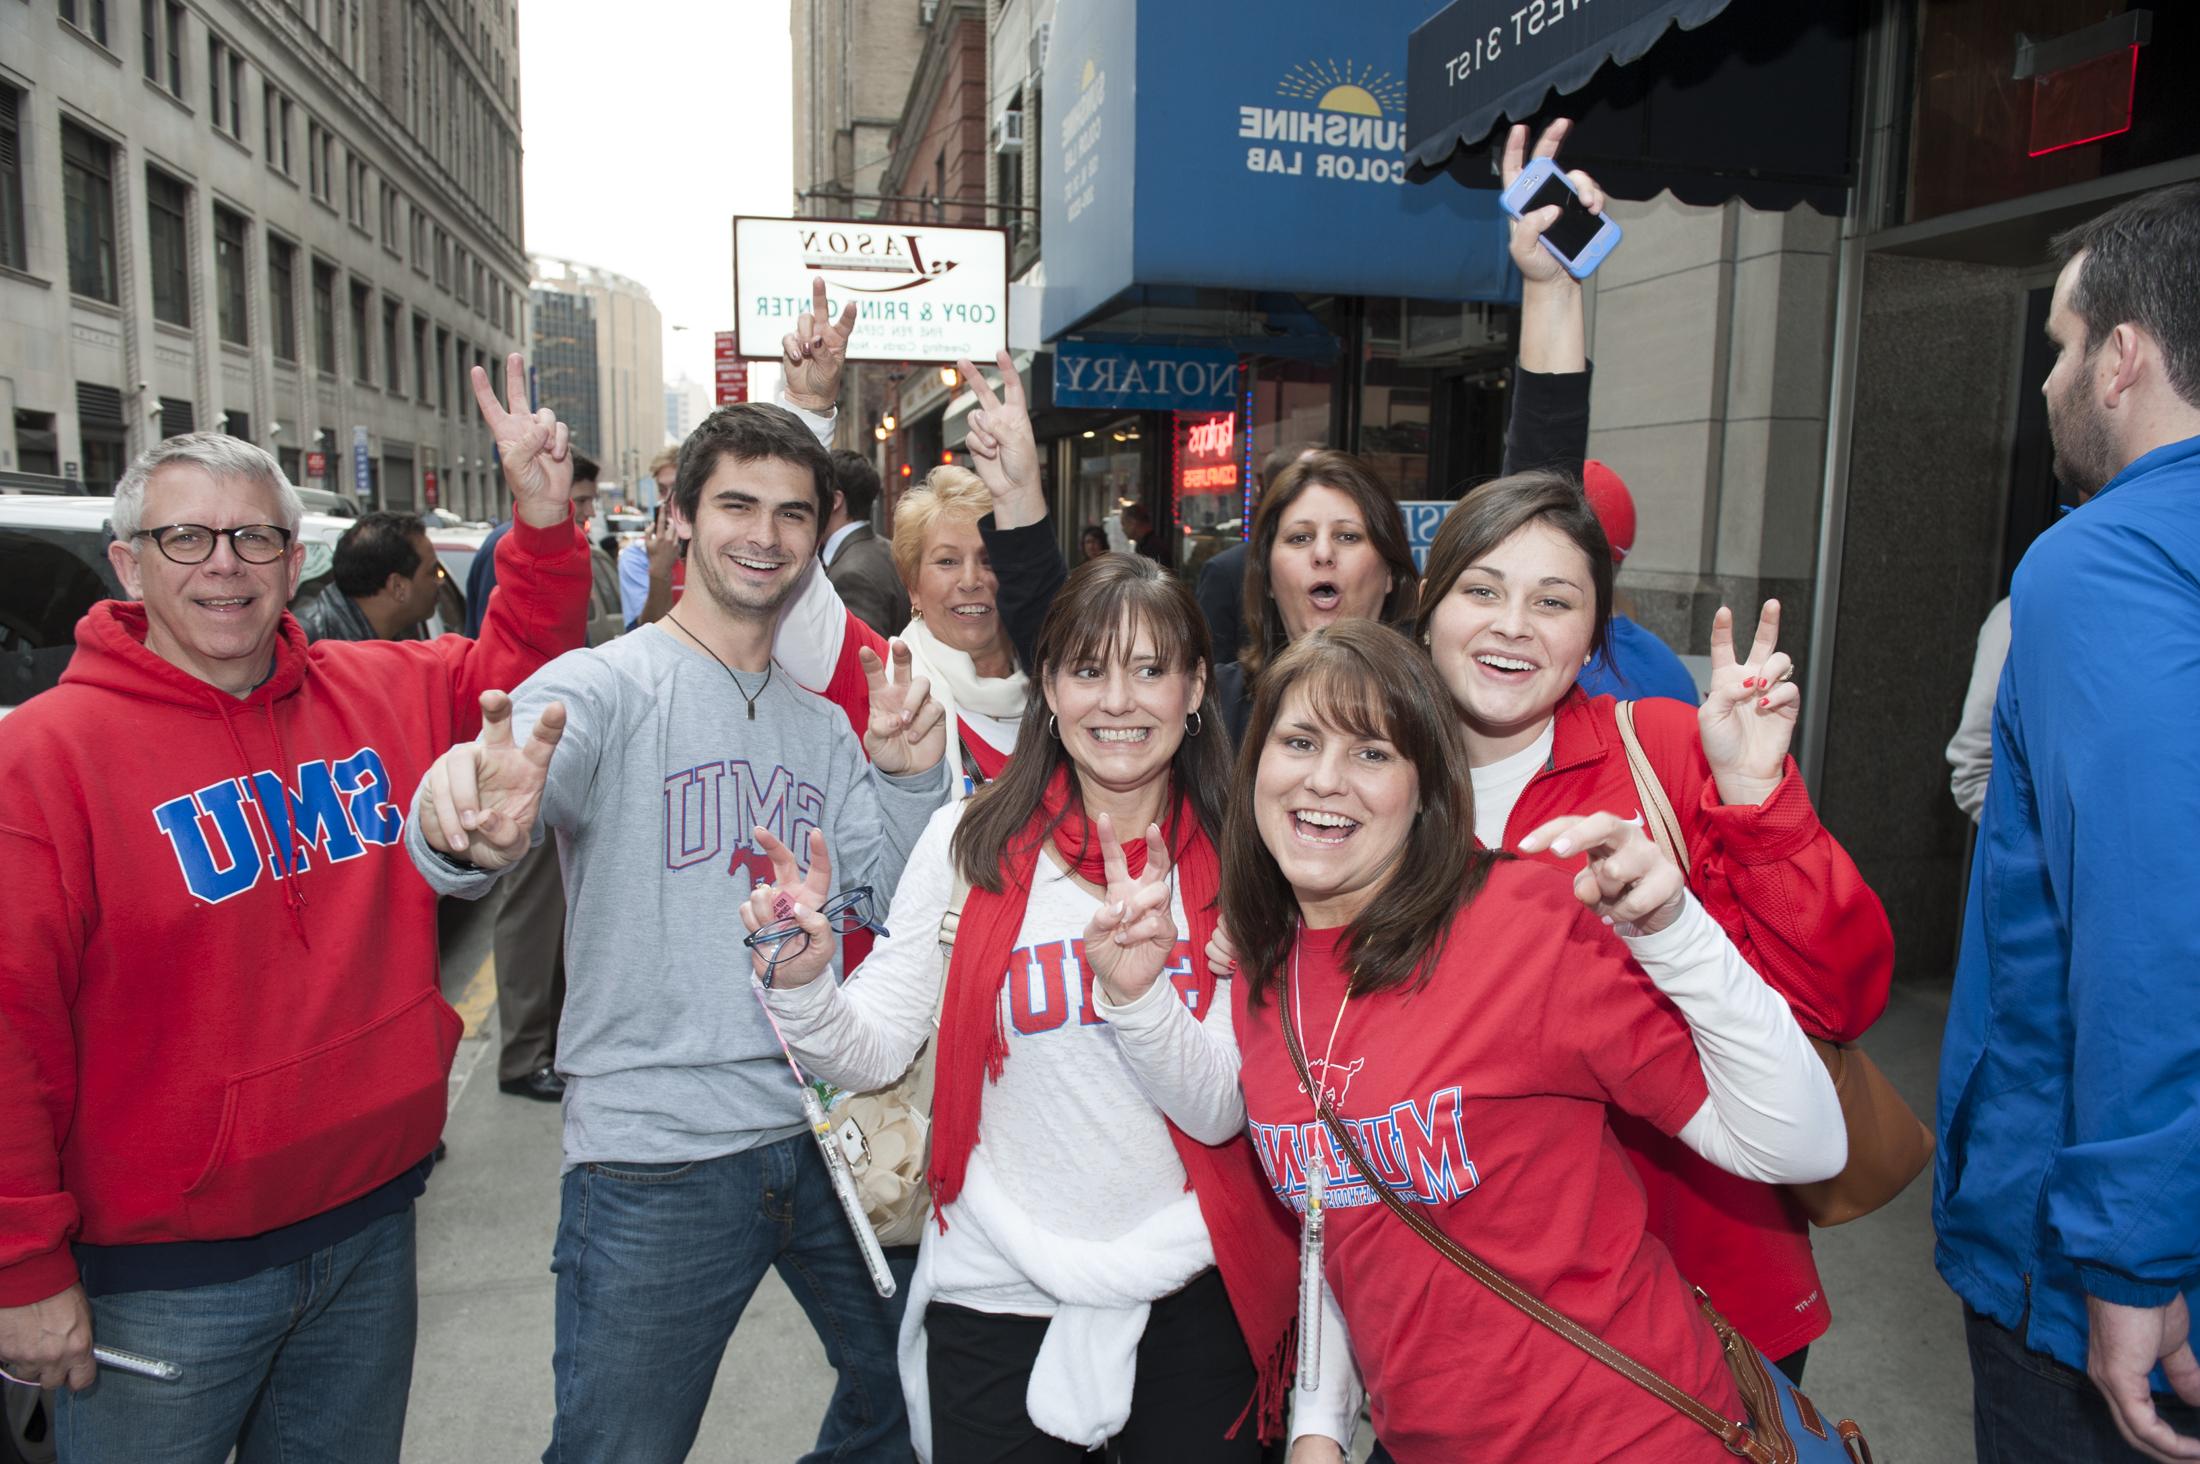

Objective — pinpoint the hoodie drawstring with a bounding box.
[211,697,312,948]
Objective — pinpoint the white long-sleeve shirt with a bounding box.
[762,801,1243,1314]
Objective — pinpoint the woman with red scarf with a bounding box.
[745,553,1297,1462]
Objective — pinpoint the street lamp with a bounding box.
[882,413,897,432]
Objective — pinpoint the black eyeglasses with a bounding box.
[743,887,890,987]
[133,523,294,565]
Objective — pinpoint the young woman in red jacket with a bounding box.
[1409,470,1895,1377]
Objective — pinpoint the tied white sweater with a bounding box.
[763,803,1245,1456]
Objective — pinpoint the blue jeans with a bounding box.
[55,1206,416,1464]
[545,1133,909,1463]
[1967,1304,2200,1463]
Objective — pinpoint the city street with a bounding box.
[409,899,1973,1463]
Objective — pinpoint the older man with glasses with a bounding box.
[0,356,590,1463]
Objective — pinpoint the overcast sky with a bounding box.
[516,0,791,397]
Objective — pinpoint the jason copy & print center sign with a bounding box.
[732,216,1008,363]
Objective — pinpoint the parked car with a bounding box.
[294,485,365,518]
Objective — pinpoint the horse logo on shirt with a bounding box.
[1300,1055,1366,1110]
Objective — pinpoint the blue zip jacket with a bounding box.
[1937,432,2200,1378]
[1578,614,1701,704]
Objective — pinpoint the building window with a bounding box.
[139,0,184,95]
[0,86,25,274]
[214,206,248,345]
[312,258,337,373]
[453,247,468,307]
[16,410,60,477]
[268,236,298,360]
[223,408,250,440]
[208,36,244,140]
[382,297,401,393]
[349,279,372,381]
[380,183,401,252]
[264,88,294,176]
[62,121,118,302]
[307,120,333,204]
[79,383,128,491]
[435,326,451,413]
[411,209,428,272]
[434,229,448,289]
[158,395,193,436]
[61,0,110,48]
[413,312,432,403]
[146,167,191,327]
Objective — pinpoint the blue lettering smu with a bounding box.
[152,747,402,903]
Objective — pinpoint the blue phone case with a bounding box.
[1499,157,1623,281]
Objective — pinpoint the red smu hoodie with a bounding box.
[0,515,588,1306]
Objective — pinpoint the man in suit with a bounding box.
[821,448,909,637]
[1197,441,1317,661]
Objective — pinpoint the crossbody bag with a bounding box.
[1277,975,1875,1464]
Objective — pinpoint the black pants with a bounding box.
[1968,1305,2200,1463]
[1364,1347,1808,1464]
[926,1267,1263,1463]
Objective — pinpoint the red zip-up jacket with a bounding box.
[1504,688,1894,1359]
[0,515,589,1305]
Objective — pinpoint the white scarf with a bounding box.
[898,614,1030,794]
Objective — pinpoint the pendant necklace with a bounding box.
[1290,929,1353,1395]
[666,610,771,719]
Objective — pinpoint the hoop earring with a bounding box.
[1047,715,1059,740]
[1184,711,1203,738]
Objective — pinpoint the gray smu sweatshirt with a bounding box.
[406,623,947,1169]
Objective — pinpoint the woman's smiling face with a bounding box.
[1425,518,1598,750]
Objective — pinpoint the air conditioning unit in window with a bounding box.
[992,110,1025,154]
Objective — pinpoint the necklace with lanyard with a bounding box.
[665,610,771,718]
[1289,927,1352,1393]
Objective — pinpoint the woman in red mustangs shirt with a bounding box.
[1223,623,1845,1463]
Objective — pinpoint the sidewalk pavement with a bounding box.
[410,902,1972,1461]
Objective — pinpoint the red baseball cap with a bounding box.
[1581,459,1635,563]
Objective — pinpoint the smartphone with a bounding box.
[1499,157,1623,280]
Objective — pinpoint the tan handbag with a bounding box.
[1612,702,1932,1228]
[818,874,968,1247]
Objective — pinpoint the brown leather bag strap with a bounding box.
[1279,960,1771,1464]
[1614,700,1692,872]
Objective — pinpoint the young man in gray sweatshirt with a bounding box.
[405,306,950,1459]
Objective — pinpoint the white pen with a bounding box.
[94,1345,182,1381]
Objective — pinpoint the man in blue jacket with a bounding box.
[1939,182,2200,1463]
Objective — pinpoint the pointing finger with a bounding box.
[959,358,1001,413]
[1708,605,1737,672]
[807,827,832,898]
[1501,122,1528,187]
[1531,117,1572,164]
[1748,599,1782,667]
[859,643,888,691]
[522,701,567,768]
[505,353,530,419]
[832,296,858,341]
[1143,823,1171,882]
[479,690,516,747]
[891,639,914,684]
[1516,814,1586,855]
[755,825,801,887]
[996,348,1027,410]
[1097,811,1130,892]
[810,273,829,330]
[469,363,507,427]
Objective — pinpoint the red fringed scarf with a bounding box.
[927,765,1301,1441]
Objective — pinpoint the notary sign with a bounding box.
[732,216,1008,363]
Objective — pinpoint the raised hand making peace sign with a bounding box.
[470,352,575,529]
[417,690,568,870]
[1082,813,1182,1006]
[1699,599,1800,806]
[782,275,861,412]
[738,827,838,989]
[956,349,1044,529]
[859,640,948,776]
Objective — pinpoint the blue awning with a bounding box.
[1405,0,1737,174]
[1402,0,1858,214]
